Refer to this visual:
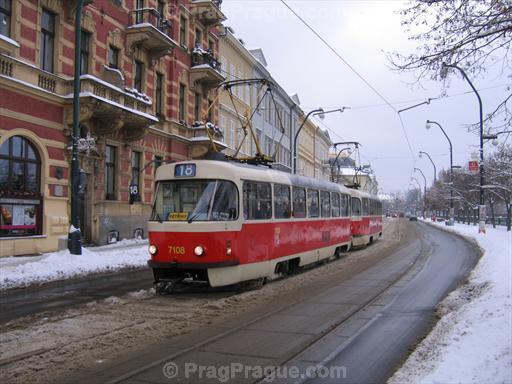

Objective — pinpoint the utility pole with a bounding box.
[68,0,87,255]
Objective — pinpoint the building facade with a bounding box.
[218,25,254,158]
[250,48,299,172]
[297,117,332,180]
[0,0,226,256]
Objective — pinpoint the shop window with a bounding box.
[0,136,42,237]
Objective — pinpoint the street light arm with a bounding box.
[426,120,453,155]
[419,150,437,182]
[293,107,348,174]
[414,167,427,185]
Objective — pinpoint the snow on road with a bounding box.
[0,239,148,290]
[389,221,512,384]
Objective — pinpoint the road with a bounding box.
[64,220,479,384]
[0,269,153,324]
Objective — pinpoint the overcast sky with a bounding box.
[221,0,509,193]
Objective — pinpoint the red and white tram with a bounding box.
[349,189,383,247]
[147,159,356,291]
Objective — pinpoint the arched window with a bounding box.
[0,136,42,237]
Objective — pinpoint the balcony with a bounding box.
[190,0,226,27]
[64,75,159,142]
[190,122,227,158]
[126,8,178,63]
[190,46,225,91]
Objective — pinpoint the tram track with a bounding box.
[2,219,448,384]
[98,220,428,384]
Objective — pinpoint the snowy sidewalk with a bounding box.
[389,220,512,384]
[0,239,149,291]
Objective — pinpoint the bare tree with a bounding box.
[390,0,512,130]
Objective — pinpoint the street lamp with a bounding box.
[414,167,427,219]
[330,141,360,182]
[292,107,348,174]
[68,0,90,255]
[442,62,485,233]
[419,150,437,182]
[483,130,512,146]
[426,120,454,225]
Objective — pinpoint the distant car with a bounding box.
[409,216,418,221]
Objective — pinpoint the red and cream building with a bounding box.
[0,0,226,256]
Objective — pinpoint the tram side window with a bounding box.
[292,187,306,218]
[370,200,375,215]
[243,181,272,220]
[331,192,340,217]
[351,197,361,217]
[340,194,350,217]
[307,189,319,218]
[362,198,370,216]
[274,184,291,219]
[320,191,330,217]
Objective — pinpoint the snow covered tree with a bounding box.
[484,144,512,230]
[391,0,512,130]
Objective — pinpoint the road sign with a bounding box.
[469,161,479,173]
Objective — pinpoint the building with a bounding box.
[296,117,332,180]
[218,25,254,158]
[0,0,226,256]
[250,48,299,171]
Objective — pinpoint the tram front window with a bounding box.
[151,180,238,222]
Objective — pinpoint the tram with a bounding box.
[147,159,358,291]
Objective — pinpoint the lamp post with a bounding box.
[414,167,427,219]
[330,141,360,182]
[419,150,437,182]
[292,107,347,174]
[426,120,454,225]
[68,0,88,255]
[442,63,485,233]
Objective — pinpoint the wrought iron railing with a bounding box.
[130,8,172,35]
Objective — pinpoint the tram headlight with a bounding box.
[148,244,158,256]
[194,246,205,257]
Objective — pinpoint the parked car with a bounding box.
[409,216,418,221]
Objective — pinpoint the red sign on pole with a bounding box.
[469,161,479,173]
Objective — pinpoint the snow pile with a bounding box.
[389,221,512,384]
[0,239,149,291]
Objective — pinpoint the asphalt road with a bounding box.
[70,221,480,384]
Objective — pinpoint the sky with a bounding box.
[220,0,510,193]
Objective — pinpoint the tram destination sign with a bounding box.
[175,164,196,178]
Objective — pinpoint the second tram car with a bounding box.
[147,160,359,290]
[349,189,383,247]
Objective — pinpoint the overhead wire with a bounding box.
[279,0,417,164]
